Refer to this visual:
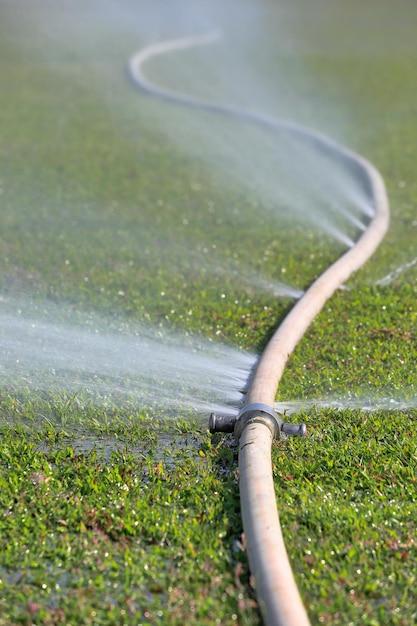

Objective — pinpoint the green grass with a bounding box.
[272,409,417,625]
[1,1,417,624]
[0,427,258,626]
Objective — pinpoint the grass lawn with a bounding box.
[0,1,416,624]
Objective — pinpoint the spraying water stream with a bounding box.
[1,3,409,423]
[276,396,417,415]
[0,299,255,417]
[375,257,417,286]
[129,32,373,249]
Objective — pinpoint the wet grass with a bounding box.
[1,1,417,624]
[0,426,258,626]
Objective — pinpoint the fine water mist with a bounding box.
[1,0,404,425]
[129,30,373,249]
[0,300,255,417]
[2,0,375,273]
[376,257,417,287]
[3,296,414,420]
[276,396,417,415]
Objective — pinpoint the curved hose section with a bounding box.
[129,34,389,626]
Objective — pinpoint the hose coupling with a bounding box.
[234,403,307,439]
[209,403,306,440]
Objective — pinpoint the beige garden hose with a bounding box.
[129,33,389,626]
[237,152,388,625]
